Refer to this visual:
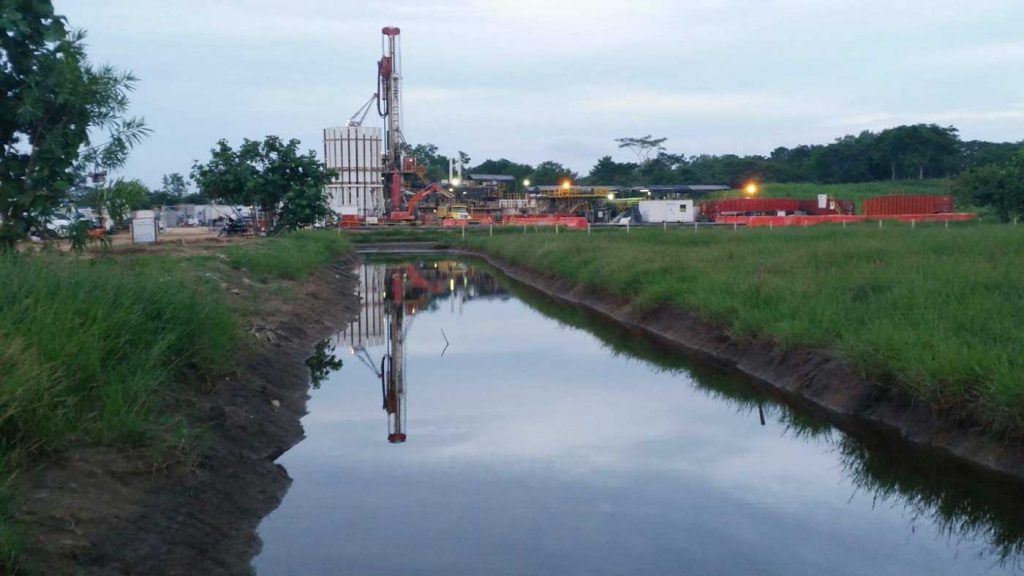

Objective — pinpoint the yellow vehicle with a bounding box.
[438,204,471,220]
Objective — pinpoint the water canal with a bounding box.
[253,257,1024,575]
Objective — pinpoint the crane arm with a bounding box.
[347,94,378,127]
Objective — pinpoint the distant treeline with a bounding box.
[406,124,1023,188]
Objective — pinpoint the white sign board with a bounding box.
[132,217,157,244]
[817,194,828,209]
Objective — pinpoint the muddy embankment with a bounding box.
[17,257,361,575]
[446,247,1024,481]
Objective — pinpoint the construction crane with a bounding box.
[377,26,404,214]
[347,93,378,127]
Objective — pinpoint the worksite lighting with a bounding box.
[562,180,571,190]
[744,183,759,195]
[523,179,531,187]
[452,177,461,187]
[607,193,615,200]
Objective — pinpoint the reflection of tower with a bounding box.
[382,269,407,443]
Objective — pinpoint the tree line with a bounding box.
[405,125,1022,189]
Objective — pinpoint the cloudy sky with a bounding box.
[58,0,1024,188]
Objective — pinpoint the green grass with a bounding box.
[758,179,954,206]
[0,230,353,572]
[345,227,458,245]
[467,222,1024,435]
[223,230,352,280]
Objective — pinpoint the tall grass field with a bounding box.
[0,231,351,571]
[467,222,1024,434]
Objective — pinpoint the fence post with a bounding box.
[878,220,883,229]
[489,223,493,237]
[627,220,630,234]
[555,224,559,235]
[843,221,846,230]
[587,222,591,234]
[462,224,466,241]
[733,222,737,232]
[911,219,916,230]
[523,224,527,234]
[693,222,698,233]
[663,220,667,232]
[769,221,773,231]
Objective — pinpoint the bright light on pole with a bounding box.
[523,179,530,187]
[744,183,759,195]
[562,180,571,190]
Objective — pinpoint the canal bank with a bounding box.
[12,240,361,575]
[452,244,1024,482]
[255,254,1024,575]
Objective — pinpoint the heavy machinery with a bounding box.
[377,26,405,214]
[389,182,451,222]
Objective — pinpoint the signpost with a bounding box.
[131,210,158,244]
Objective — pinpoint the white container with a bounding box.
[323,126,384,217]
[636,200,695,223]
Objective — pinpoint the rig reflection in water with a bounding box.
[333,260,507,443]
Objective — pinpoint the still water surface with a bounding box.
[254,259,1024,575]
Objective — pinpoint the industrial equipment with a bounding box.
[389,182,450,222]
[377,26,404,213]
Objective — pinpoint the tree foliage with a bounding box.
[954,151,1024,222]
[615,135,667,164]
[0,1,149,247]
[191,136,336,231]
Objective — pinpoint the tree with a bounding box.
[586,156,637,186]
[469,158,534,183]
[615,135,667,164]
[93,178,150,225]
[953,151,1024,222]
[161,173,188,198]
[0,1,149,247]
[191,136,336,231]
[530,161,577,186]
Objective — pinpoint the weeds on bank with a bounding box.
[468,222,1024,435]
[223,230,352,280]
[0,230,354,572]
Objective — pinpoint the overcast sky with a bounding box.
[57,0,1024,188]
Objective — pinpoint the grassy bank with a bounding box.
[464,222,1024,435]
[0,231,350,572]
[223,230,353,280]
[759,179,953,206]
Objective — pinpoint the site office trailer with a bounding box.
[323,126,385,217]
[637,200,696,223]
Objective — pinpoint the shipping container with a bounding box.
[323,126,385,217]
[797,198,856,215]
[862,195,953,216]
[700,198,801,220]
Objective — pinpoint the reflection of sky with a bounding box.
[254,267,1012,576]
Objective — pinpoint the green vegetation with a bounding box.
[954,150,1024,222]
[467,223,1024,434]
[759,179,953,206]
[0,231,351,571]
[223,230,351,280]
[191,136,336,232]
[346,227,458,245]
[1,2,148,247]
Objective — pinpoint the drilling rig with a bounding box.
[377,26,404,214]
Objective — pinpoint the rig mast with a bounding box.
[377,26,403,213]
